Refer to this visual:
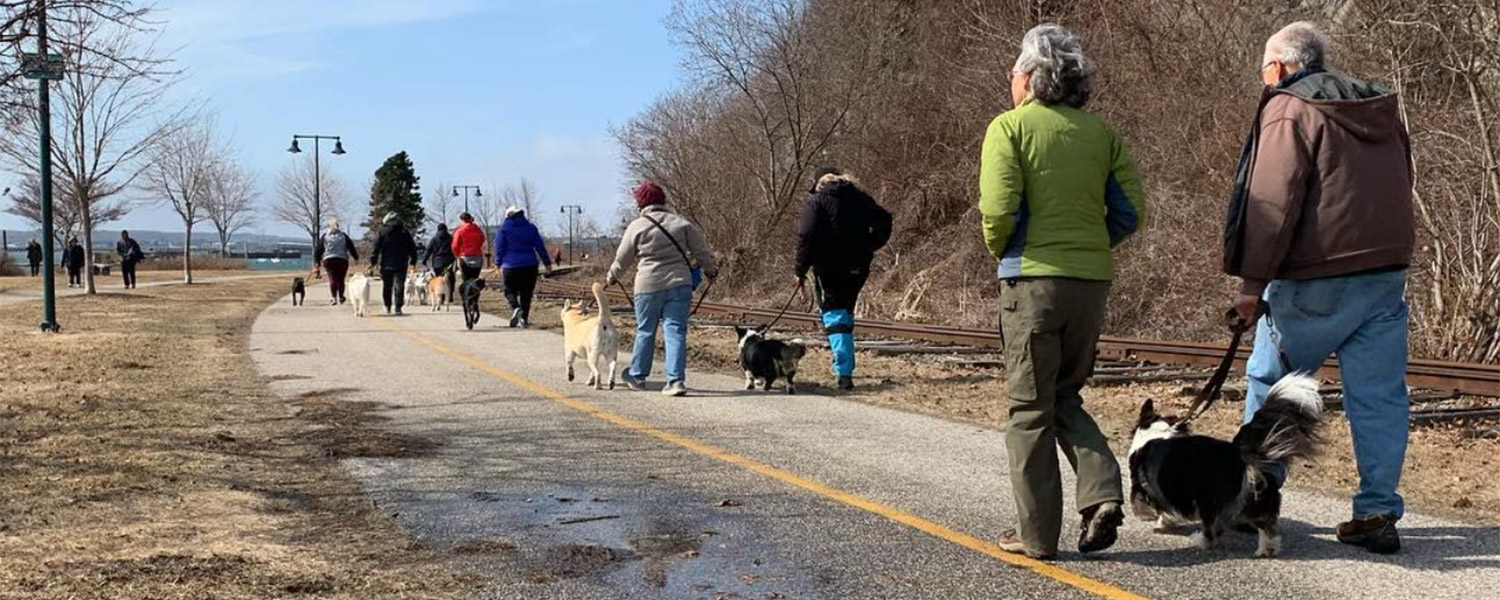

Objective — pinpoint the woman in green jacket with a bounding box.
[980,24,1147,559]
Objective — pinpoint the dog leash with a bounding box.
[690,279,714,317]
[757,282,807,334]
[1176,302,1267,428]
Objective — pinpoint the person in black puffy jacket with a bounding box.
[370,214,418,315]
[794,167,892,390]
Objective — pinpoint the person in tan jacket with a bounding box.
[1224,21,1414,555]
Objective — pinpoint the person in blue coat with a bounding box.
[493,206,553,328]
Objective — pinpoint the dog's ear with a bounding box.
[1137,399,1158,428]
[734,326,748,339]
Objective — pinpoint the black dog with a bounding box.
[1129,374,1323,557]
[461,278,487,330]
[735,327,807,394]
[291,277,306,306]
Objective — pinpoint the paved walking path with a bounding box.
[250,287,1500,600]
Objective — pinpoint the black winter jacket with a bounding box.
[26,242,42,264]
[795,175,893,278]
[371,222,418,272]
[116,238,143,264]
[424,228,455,271]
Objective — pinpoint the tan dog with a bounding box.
[428,274,449,311]
[561,282,619,390]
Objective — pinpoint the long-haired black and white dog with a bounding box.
[736,327,807,394]
[1129,373,1323,557]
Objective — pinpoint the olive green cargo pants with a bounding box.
[1000,278,1124,555]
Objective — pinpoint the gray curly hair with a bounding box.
[1013,24,1092,108]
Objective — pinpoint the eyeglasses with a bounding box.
[1258,61,1280,76]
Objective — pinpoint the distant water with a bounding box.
[248,256,314,272]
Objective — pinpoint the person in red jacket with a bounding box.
[450,212,487,287]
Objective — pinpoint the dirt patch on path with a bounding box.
[0,278,472,598]
[498,292,1500,525]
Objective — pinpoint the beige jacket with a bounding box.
[608,205,719,294]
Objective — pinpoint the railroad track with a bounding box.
[538,280,1500,399]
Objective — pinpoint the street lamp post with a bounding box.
[559,204,583,265]
[286,134,345,264]
[453,185,482,214]
[23,0,64,332]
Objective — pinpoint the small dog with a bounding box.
[735,327,807,394]
[347,273,373,318]
[404,271,421,307]
[1129,374,1323,557]
[290,277,306,306]
[561,282,619,390]
[428,274,449,312]
[460,278,487,330]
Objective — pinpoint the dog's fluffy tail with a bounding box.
[592,282,612,331]
[1234,373,1324,466]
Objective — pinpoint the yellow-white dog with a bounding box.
[562,282,619,390]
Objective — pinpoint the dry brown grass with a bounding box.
[505,293,1500,525]
[0,277,473,598]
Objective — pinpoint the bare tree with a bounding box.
[1,1,155,113]
[0,4,187,293]
[203,159,257,257]
[142,119,216,283]
[4,174,87,248]
[470,188,504,237]
[271,156,347,251]
[425,181,455,230]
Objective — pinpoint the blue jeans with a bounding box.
[1244,270,1409,520]
[629,285,693,384]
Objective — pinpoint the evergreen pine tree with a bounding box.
[364,151,426,240]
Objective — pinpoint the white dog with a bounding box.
[412,270,431,306]
[404,271,421,307]
[561,282,619,390]
[348,273,372,317]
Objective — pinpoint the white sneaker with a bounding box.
[662,381,687,397]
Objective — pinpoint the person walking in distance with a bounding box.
[424,222,457,301]
[794,167,892,391]
[607,181,719,397]
[64,236,85,288]
[26,238,42,277]
[980,24,1147,559]
[494,206,554,328]
[1226,22,1415,554]
[451,212,487,287]
[316,219,359,305]
[370,213,419,316]
[115,230,144,289]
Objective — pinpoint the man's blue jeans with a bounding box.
[1244,270,1409,520]
[629,285,693,385]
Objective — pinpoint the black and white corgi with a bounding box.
[291,277,306,306]
[1129,374,1323,557]
[735,327,807,394]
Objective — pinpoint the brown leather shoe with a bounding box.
[1336,515,1401,555]
[998,529,1056,560]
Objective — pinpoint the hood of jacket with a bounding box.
[1276,71,1402,144]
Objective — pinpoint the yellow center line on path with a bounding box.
[372,318,1151,600]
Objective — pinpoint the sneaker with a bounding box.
[1078,501,1125,553]
[519,319,530,330]
[998,529,1055,560]
[1337,515,1401,554]
[837,376,855,391]
[509,308,521,328]
[329,299,339,306]
[395,308,403,316]
[662,381,688,397]
[621,370,646,391]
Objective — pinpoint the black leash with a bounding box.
[690,278,714,317]
[1176,302,1267,428]
[757,282,807,334]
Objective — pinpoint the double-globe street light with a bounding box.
[286,135,346,267]
[453,185,482,214]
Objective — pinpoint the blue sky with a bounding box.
[2,0,681,238]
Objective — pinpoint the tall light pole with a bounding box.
[22,0,64,332]
[286,134,345,259]
[559,204,582,265]
[453,185,482,214]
